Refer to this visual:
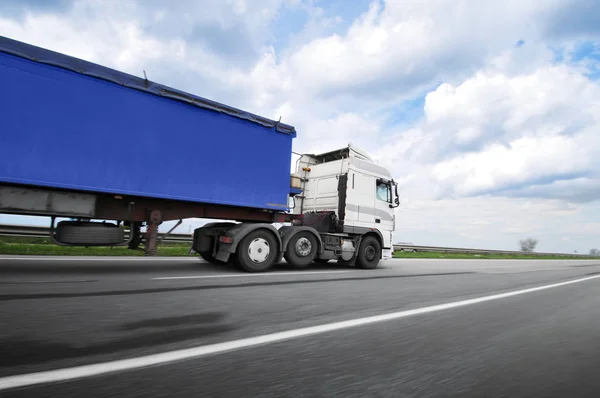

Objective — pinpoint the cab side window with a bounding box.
[376,181,391,203]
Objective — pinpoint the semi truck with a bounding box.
[0,36,399,272]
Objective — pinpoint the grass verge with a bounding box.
[0,238,193,257]
[393,251,599,260]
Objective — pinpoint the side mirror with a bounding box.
[288,196,296,209]
[389,182,400,208]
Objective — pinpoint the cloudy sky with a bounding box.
[1,0,599,253]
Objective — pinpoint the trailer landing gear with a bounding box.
[145,210,162,256]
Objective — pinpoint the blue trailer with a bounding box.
[0,36,295,212]
[0,36,398,272]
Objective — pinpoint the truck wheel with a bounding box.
[236,230,278,272]
[275,252,284,265]
[356,236,381,269]
[284,231,317,268]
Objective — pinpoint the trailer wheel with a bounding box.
[284,231,317,268]
[236,230,278,272]
[356,235,381,269]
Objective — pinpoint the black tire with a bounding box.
[230,252,244,270]
[284,231,317,269]
[356,235,381,269]
[128,223,143,250]
[236,229,278,272]
[199,251,224,265]
[55,221,124,245]
[275,252,284,265]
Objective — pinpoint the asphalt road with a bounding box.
[1,256,600,397]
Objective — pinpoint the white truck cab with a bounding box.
[291,143,399,265]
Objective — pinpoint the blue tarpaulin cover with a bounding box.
[0,36,296,211]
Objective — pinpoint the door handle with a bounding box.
[375,218,381,223]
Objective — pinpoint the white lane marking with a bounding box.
[1,274,599,391]
[387,258,600,263]
[153,270,355,280]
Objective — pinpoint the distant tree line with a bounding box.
[518,238,600,256]
[519,238,538,252]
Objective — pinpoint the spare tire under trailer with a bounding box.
[53,221,125,246]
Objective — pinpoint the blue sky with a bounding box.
[1,0,600,253]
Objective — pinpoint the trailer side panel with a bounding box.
[0,37,294,211]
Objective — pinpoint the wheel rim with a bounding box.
[248,238,270,263]
[365,244,377,261]
[294,237,312,257]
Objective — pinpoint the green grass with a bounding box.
[0,237,193,257]
[0,236,55,245]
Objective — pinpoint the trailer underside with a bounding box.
[0,184,292,222]
[0,183,295,256]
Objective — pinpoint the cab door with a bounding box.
[343,171,375,229]
[374,179,394,249]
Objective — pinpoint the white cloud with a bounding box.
[394,196,600,253]
[274,1,560,101]
[0,3,187,75]
[424,66,599,145]
[403,65,600,200]
[432,135,591,196]
[154,0,566,134]
[0,0,293,105]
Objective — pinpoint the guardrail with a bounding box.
[0,224,591,257]
[392,244,591,257]
[0,224,192,243]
